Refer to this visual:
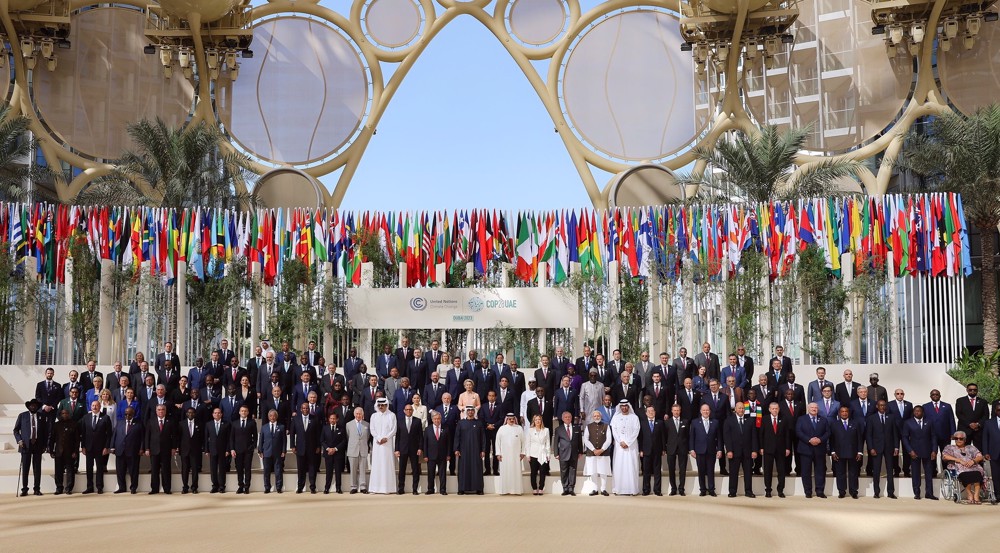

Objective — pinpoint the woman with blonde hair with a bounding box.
[525,414,552,495]
[458,379,481,416]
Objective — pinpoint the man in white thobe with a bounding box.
[495,414,526,495]
[368,398,397,494]
[610,400,640,496]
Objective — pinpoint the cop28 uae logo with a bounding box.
[467,297,485,312]
[409,297,427,311]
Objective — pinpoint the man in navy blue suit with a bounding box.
[480,390,505,475]
[14,399,49,496]
[290,402,321,493]
[866,400,899,498]
[829,406,863,498]
[723,402,758,498]
[688,403,721,496]
[889,388,914,477]
[923,389,956,475]
[901,405,938,500]
[982,403,1000,485]
[407,349,428,393]
[35,367,64,425]
[396,404,424,494]
[343,347,365,383]
[111,407,143,494]
[321,412,348,493]
[436,394,460,475]
[796,402,830,498]
[375,344,396,381]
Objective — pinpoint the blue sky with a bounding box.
[313,1,609,210]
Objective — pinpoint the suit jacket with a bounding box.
[816,398,841,422]
[14,411,50,452]
[220,365,247,390]
[526,397,554,429]
[955,396,989,433]
[106,371,128,392]
[592,365,618,388]
[392,387,415,415]
[923,401,957,442]
[143,417,178,455]
[901,418,935,458]
[471,367,495,403]
[346,419,371,457]
[63,381,84,400]
[80,370,104,392]
[321,423,348,456]
[143,397,177,423]
[694,352,721,381]
[672,357,699,383]
[423,425,449,461]
[375,352,396,380]
[676,388,701,421]
[292,382,318,409]
[689,418,721,454]
[112,418,143,456]
[664,417,689,454]
[479,401,505,430]
[735,355,755,384]
[445,367,471,400]
[435,404,460,434]
[611,382,640,411]
[723,414,759,457]
[866,412,900,454]
[259,397,291,428]
[829,417,863,458]
[574,355,597,380]
[229,418,258,453]
[320,372,348,400]
[720,365,747,389]
[758,415,792,455]
[156,368,181,392]
[395,416,424,457]
[80,412,113,453]
[550,356,572,377]
[275,351,297,367]
[981,417,1000,459]
[301,349,324,369]
[768,355,793,376]
[259,421,287,457]
[553,386,580,418]
[214,348,236,367]
[835,382,861,406]
[645,383,669,417]
[849,399,877,431]
[406,359,429,392]
[533,367,560,400]
[887,400,914,431]
[701,391,729,421]
[554,422,581,460]
[177,418,204,455]
[423,382,447,411]
[57,398,87,422]
[204,420,231,455]
[638,418,665,456]
[752,384,779,407]
[154,352,182,375]
[499,367,526,399]
[795,415,830,456]
[35,380,64,408]
[289,414,320,454]
[394,347,415,376]
[807,380,834,404]
[778,383,806,404]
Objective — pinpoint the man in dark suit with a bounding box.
[777,372,805,403]
[694,343,721,381]
[981,403,1000,486]
[63,369,84,400]
[553,411,581,495]
[759,401,791,497]
[423,371,447,411]
[955,383,989,450]
[551,346,572,377]
[470,357,495,404]
[866,400,899,498]
[768,345,793,376]
[302,340,323,369]
[111,407,142,494]
[889,388,914,476]
[392,378,415,416]
[673,348,699,384]
[611,371,640,412]
[527,388,554,429]
[608,349,627,378]
[34,367,64,425]
[851,386,877,475]
[664,404,688,495]
[734,345,755,388]
[676,378,700,422]
[901,405,938,500]
[204,351,225,383]
[689,403,721,496]
[177,407,204,493]
[154,341,182,375]
[575,345,596,381]
[835,369,861,407]
[220,354,246,390]
[752,374,778,408]
[923,389,956,474]
[375,344,396,381]
[49,409,79,495]
[394,338,415,377]
[342,347,363,383]
[290,402,321,493]
[435,395,461,476]
[320,362,347,401]
[481,391,504,475]
[274,340,297,367]
[321,412,348,493]
[639,406,665,496]
[807,367,830,405]
[534,356,559,402]
[14,399,49,496]
[701,380,728,423]
[157,360,181,394]
[188,358,209,393]
[214,338,235,367]
[423,340,444,377]
[396,404,424,494]
[80,400,112,494]
[720,355,747,390]
[723,402,758,497]
[423,410,449,494]
[143,403,177,494]
[796,402,830,498]
[80,361,103,394]
[259,408,286,493]
[229,405,257,494]
[646,371,669,418]
[554,375,580,422]
[106,362,128,395]
[407,348,429,394]
[829,406,863,498]
[292,372,318,410]
[592,354,617,389]
[204,407,231,493]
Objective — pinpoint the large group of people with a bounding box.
[13,339,999,504]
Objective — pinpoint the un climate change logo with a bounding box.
[468,297,485,312]
[410,297,427,311]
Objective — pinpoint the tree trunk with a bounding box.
[981,229,998,356]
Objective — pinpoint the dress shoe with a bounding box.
[458,491,466,495]
[720,470,729,476]
[275,490,282,494]
[65,491,73,495]
[915,495,922,500]
[926,495,939,500]
[324,490,330,495]
[82,489,94,495]
[192,489,198,494]
[361,489,368,494]
[264,490,271,494]
[745,492,756,498]
[97,490,103,495]
[412,491,418,496]
[570,491,576,496]
[476,491,484,495]
[728,493,737,498]
[350,489,358,494]
[642,491,650,496]
[54,490,63,496]
[219,488,226,494]
[440,491,447,495]
[816,492,826,498]
[851,493,859,499]
[337,490,343,494]
[182,489,189,495]
[163,491,173,495]
[752,470,762,475]
[838,492,846,498]
[114,490,126,494]
[888,493,897,499]
[679,490,685,496]
[708,491,717,497]
[601,491,609,496]
[425,491,434,495]
[396,490,403,495]
[668,490,677,496]
[778,491,785,498]
[699,491,707,497]
[805,493,813,498]
[564,491,572,496]
[297,489,304,494]
[590,491,598,496]
[130,490,137,494]
[873,492,881,498]
[483,470,491,476]
[148,491,159,495]
[653,492,661,496]
[18,491,27,497]
[210,488,219,493]
[765,491,772,498]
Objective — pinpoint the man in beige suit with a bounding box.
[346,407,371,494]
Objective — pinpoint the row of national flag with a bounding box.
[0,194,971,286]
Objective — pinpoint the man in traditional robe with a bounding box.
[583,410,612,496]
[368,398,397,494]
[610,400,640,496]
[495,413,526,495]
[454,405,485,495]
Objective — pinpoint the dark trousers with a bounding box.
[262,455,284,491]
[234,451,253,490]
[641,453,662,494]
[785,438,800,474]
[529,457,548,490]
[728,455,753,495]
[560,455,578,492]
[296,453,318,491]
[446,434,457,474]
[19,449,43,492]
[484,428,499,472]
[910,456,935,497]
[696,453,716,492]
[871,453,895,494]
[324,453,345,491]
[893,451,910,476]
[115,454,139,492]
[799,452,826,494]
[666,453,688,492]
[209,452,228,490]
[762,452,786,492]
[426,459,446,493]
[833,455,859,494]
[149,452,172,493]
[180,451,202,490]
[398,453,421,493]
[54,454,76,492]
[85,452,106,491]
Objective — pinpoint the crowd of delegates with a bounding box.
[13,339,1000,503]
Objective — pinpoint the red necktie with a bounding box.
[435,427,440,439]
[158,421,163,432]
[772,419,777,433]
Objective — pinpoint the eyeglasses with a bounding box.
[954,437,966,441]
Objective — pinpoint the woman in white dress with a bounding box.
[582,410,612,496]
[436,353,452,383]
[524,415,551,495]
[410,393,429,429]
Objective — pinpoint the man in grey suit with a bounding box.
[346,406,371,493]
[554,411,581,495]
[259,410,287,493]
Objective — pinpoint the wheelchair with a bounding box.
[940,466,997,504]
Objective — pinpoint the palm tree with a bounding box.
[76,118,256,209]
[684,125,860,202]
[897,105,1000,355]
[0,102,50,202]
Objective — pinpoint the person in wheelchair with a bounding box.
[942,431,986,504]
